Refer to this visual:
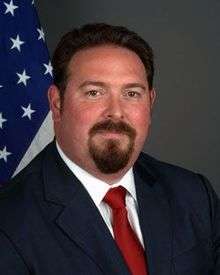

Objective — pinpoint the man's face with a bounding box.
[49,45,155,178]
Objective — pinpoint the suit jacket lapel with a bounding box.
[43,142,130,275]
[134,154,173,275]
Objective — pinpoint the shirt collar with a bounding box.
[56,141,137,207]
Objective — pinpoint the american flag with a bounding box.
[0,0,54,184]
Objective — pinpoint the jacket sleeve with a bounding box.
[0,231,30,275]
[198,174,220,274]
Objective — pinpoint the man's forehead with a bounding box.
[66,45,148,82]
[68,44,144,67]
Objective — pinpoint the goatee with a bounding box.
[88,119,136,173]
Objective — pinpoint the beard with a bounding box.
[88,119,136,174]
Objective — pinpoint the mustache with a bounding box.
[89,119,136,138]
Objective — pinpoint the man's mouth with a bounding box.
[95,130,126,138]
[98,131,125,137]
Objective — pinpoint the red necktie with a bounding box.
[103,186,148,275]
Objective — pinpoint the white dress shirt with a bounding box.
[56,142,145,248]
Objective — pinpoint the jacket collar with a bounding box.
[134,153,173,275]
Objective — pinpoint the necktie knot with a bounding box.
[103,186,126,210]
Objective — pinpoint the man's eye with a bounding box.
[86,90,100,97]
[126,91,140,98]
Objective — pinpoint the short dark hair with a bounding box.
[52,23,154,100]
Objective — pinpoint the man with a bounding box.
[0,23,219,275]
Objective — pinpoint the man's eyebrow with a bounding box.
[123,83,146,90]
[78,81,147,90]
[79,81,107,89]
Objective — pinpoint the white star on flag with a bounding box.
[0,113,7,129]
[32,0,35,5]
[21,104,36,120]
[10,34,25,52]
[0,146,12,162]
[16,70,31,86]
[0,85,3,88]
[43,61,53,77]
[4,0,18,16]
[37,27,45,41]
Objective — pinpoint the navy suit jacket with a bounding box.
[0,141,220,275]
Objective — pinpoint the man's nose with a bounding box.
[105,96,124,120]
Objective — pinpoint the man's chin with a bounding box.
[93,156,130,174]
[88,139,133,174]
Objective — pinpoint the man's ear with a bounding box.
[149,88,156,109]
[47,85,62,122]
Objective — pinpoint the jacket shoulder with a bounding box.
[136,152,201,182]
[136,151,217,208]
[0,143,49,231]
